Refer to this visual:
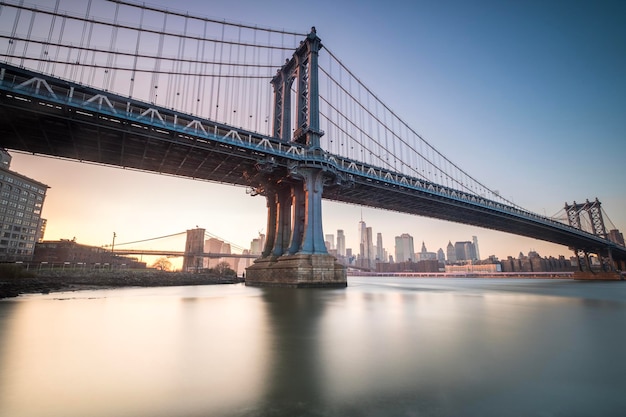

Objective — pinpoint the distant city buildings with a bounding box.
[0,149,49,262]
[500,251,574,273]
[250,233,265,255]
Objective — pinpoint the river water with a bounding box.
[0,277,625,417]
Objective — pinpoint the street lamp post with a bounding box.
[111,232,117,270]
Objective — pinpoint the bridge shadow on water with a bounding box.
[254,287,333,416]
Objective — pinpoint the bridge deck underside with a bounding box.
[0,96,257,187]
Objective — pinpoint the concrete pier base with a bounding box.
[573,271,624,281]
[245,254,347,288]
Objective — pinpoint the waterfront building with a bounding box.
[0,149,49,262]
[499,252,573,273]
[377,259,439,273]
[445,263,500,274]
[34,239,146,268]
[437,248,445,263]
[394,233,415,263]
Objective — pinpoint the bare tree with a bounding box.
[214,261,234,276]
[152,257,172,271]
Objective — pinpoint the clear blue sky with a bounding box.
[10,0,626,266]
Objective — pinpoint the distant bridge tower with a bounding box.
[182,228,205,272]
[564,198,613,272]
[245,28,346,287]
[564,198,607,239]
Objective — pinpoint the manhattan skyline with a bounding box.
[4,0,625,266]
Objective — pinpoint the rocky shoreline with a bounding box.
[0,270,244,299]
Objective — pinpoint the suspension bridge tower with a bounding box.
[245,28,347,287]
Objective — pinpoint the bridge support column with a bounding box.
[246,168,346,288]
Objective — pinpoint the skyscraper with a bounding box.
[325,234,335,250]
[336,229,346,256]
[365,226,374,267]
[472,236,481,261]
[358,217,367,260]
[376,232,384,262]
[395,233,415,263]
[446,241,456,264]
[358,216,374,268]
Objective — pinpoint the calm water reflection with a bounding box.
[1,278,625,417]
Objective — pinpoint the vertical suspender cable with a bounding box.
[129,5,144,98]
[151,13,167,105]
[38,0,59,73]
[54,13,66,77]
[104,1,120,92]
[21,8,35,69]
[76,0,92,83]
[215,23,225,121]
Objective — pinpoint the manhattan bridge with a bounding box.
[0,0,624,286]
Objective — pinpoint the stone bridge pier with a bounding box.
[244,160,346,288]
